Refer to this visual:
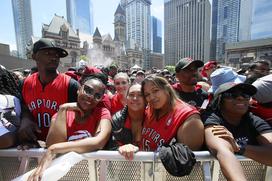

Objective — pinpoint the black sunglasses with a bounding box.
[82,85,103,101]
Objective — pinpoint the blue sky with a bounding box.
[251,0,272,39]
[0,0,164,51]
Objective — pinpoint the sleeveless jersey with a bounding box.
[141,101,199,151]
[22,73,71,141]
[66,107,111,141]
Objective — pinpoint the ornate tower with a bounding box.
[114,4,126,43]
[93,27,102,46]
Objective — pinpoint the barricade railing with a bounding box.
[0,148,270,181]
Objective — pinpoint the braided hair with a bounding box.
[0,66,21,98]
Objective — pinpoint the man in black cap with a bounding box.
[173,57,208,110]
[18,38,79,149]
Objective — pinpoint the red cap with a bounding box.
[201,61,217,77]
[83,66,102,75]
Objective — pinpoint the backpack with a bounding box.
[0,94,21,134]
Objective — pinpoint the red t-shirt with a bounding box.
[97,94,111,111]
[65,107,111,141]
[22,73,70,141]
[141,100,199,151]
[110,93,125,115]
[250,100,272,126]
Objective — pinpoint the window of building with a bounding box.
[224,6,228,19]
[223,25,227,37]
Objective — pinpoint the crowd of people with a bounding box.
[0,38,271,180]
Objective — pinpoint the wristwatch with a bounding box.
[236,140,247,155]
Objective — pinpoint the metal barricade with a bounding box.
[0,149,270,181]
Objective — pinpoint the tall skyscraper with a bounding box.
[239,0,252,41]
[251,0,272,39]
[12,0,33,59]
[66,0,94,35]
[121,0,151,50]
[151,16,162,53]
[210,0,252,62]
[165,0,211,65]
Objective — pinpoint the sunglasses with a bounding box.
[82,85,103,101]
[114,81,128,86]
[222,92,251,100]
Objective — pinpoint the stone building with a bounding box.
[113,3,163,69]
[225,38,272,69]
[41,14,81,67]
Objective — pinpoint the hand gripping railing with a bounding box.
[0,149,270,181]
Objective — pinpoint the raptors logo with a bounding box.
[68,130,92,141]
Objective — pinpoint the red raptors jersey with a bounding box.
[141,100,199,151]
[110,93,125,115]
[66,107,111,141]
[22,73,71,141]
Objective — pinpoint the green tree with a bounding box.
[164,65,175,73]
[79,55,88,61]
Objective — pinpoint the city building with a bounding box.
[151,16,162,53]
[225,38,272,69]
[87,27,126,67]
[164,0,211,66]
[11,0,33,59]
[41,14,81,67]
[0,43,36,71]
[66,0,94,35]
[113,1,161,70]
[121,0,151,50]
[114,4,126,43]
[210,0,252,62]
[251,0,272,40]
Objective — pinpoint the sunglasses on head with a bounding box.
[222,91,251,100]
[115,81,128,86]
[82,85,103,101]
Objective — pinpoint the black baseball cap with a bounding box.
[175,57,204,72]
[33,38,68,57]
[159,143,196,177]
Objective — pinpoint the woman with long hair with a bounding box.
[108,83,145,159]
[110,72,130,115]
[118,75,204,158]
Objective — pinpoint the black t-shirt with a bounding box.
[177,89,208,108]
[68,78,79,102]
[204,112,272,145]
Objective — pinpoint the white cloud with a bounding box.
[151,4,164,21]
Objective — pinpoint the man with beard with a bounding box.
[18,38,79,149]
[173,57,208,110]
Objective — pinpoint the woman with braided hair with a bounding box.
[0,65,21,148]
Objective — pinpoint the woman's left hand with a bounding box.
[118,144,139,161]
[212,125,240,152]
[27,149,55,181]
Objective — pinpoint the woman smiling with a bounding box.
[204,82,272,181]
[27,76,112,181]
